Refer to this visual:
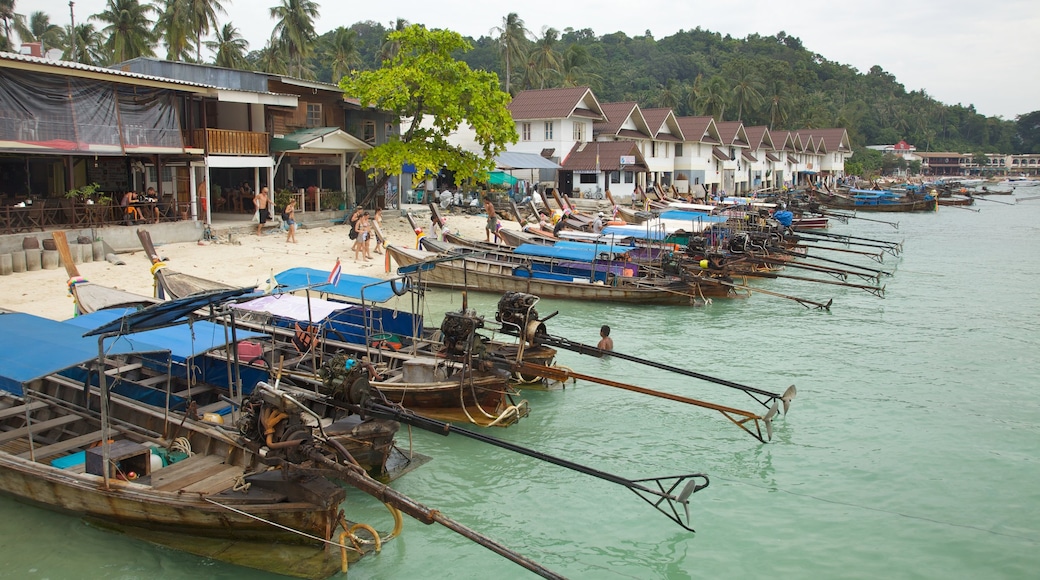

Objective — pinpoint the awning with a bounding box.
[0,312,168,396]
[495,151,562,170]
[787,155,799,164]
[271,127,371,153]
[766,152,783,162]
[488,171,519,186]
[741,150,758,162]
[712,146,731,161]
[272,267,396,303]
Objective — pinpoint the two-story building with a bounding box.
[673,116,724,197]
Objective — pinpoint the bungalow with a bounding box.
[741,125,778,192]
[714,121,751,195]
[674,116,724,196]
[800,128,853,186]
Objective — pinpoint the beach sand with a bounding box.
[2,210,517,321]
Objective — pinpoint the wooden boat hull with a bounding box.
[388,245,734,304]
[814,191,937,212]
[0,377,353,579]
[937,196,975,206]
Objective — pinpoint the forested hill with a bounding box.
[312,22,1037,154]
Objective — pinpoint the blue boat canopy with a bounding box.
[272,268,395,303]
[82,287,256,337]
[513,243,631,262]
[658,210,729,223]
[65,308,265,362]
[0,312,168,396]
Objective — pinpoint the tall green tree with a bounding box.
[764,79,790,130]
[340,25,517,206]
[0,0,15,48]
[59,23,107,65]
[155,0,193,61]
[490,13,528,94]
[270,0,319,79]
[321,27,361,83]
[256,36,288,75]
[14,11,62,50]
[93,0,156,63]
[378,18,408,64]
[726,59,764,122]
[528,27,563,89]
[695,75,728,120]
[205,23,249,69]
[186,0,225,62]
[559,43,599,89]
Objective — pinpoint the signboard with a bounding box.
[619,155,636,166]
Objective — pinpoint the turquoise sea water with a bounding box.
[2,196,1039,579]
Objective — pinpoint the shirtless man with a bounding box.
[597,325,613,353]
[254,187,270,235]
[484,197,498,242]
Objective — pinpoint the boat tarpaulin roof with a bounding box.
[495,151,562,170]
[233,293,352,323]
[82,287,257,337]
[601,225,670,241]
[513,242,633,262]
[273,268,396,303]
[658,210,730,223]
[0,312,168,396]
[65,308,265,361]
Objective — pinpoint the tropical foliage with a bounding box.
[339,25,517,205]
[5,4,1036,153]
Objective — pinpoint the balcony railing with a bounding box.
[190,129,269,156]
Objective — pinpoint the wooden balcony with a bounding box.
[191,129,269,156]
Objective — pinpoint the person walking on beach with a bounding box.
[353,212,373,261]
[372,208,385,254]
[254,187,270,235]
[283,198,297,243]
[484,197,498,242]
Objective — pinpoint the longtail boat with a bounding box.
[813,188,937,212]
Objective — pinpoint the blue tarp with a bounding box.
[513,243,623,262]
[64,309,264,362]
[658,210,729,223]
[0,312,168,396]
[601,225,669,241]
[273,268,396,303]
[82,287,257,337]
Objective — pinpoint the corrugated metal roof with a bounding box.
[561,141,646,171]
[495,151,562,170]
[0,51,214,90]
[509,87,604,121]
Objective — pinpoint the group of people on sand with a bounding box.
[250,186,298,243]
[348,205,385,261]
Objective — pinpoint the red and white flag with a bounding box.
[327,258,342,286]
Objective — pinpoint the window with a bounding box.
[675,143,683,157]
[610,171,620,184]
[306,103,322,127]
[624,171,634,184]
[544,121,554,140]
[579,173,597,184]
[521,122,531,141]
[362,120,376,144]
[651,142,657,156]
[385,122,396,139]
[573,122,584,142]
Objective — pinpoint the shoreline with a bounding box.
[1,211,507,321]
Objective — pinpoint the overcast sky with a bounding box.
[35,1,1038,120]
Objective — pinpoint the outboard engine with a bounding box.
[495,292,546,344]
[440,309,484,356]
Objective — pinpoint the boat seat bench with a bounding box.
[0,414,81,444]
[0,401,48,421]
[149,454,228,491]
[17,429,105,460]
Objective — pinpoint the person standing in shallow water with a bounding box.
[597,325,613,354]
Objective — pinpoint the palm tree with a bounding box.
[695,75,729,120]
[270,0,319,79]
[559,43,600,89]
[727,59,764,122]
[13,11,63,51]
[378,18,408,64]
[205,22,249,69]
[186,0,225,62]
[0,0,15,48]
[155,0,193,61]
[59,23,107,65]
[256,36,288,75]
[321,27,360,82]
[764,80,790,130]
[490,13,528,94]
[93,0,156,63]
[528,27,563,89]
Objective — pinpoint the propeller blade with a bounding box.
[781,385,797,414]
